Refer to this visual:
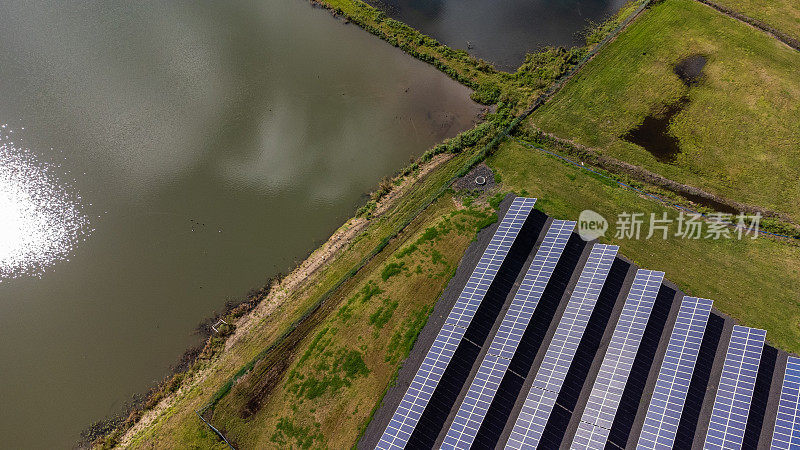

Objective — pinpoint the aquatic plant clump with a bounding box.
[0,127,92,281]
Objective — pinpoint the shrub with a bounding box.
[470,81,501,104]
[381,262,405,281]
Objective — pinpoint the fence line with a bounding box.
[511,136,798,241]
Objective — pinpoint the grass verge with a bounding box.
[206,197,495,448]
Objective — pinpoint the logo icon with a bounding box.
[578,210,608,241]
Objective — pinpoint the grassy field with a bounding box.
[525,0,800,221]
[711,0,800,41]
[206,198,495,448]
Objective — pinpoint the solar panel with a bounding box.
[376,197,536,450]
[442,353,510,449]
[506,243,619,449]
[377,323,464,449]
[571,269,664,449]
[704,325,766,450]
[637,296,713,449]
[441,220,575,449]
[487,220,575,360]
[772,356,800,449]
[445,197,537,330]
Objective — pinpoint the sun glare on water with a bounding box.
[0,126,92,281]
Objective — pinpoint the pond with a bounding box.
[0,0,482,446]
[370,0,630,70]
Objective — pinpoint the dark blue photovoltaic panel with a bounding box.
[442,354,510,449]
[487,220,575,360]
[772,357,800,449]
[441,220,575,449]
[506,243,619,449]
[637,296,713,449]
[571,269,664,450]
[376,197,535,450]
[377,324,463,449]
[445,197,537,330]
[704,325,766,450]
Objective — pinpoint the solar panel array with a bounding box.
[369,202,794,450]
[571,269,665,449]
[637,296,713,449]
[506,243,619,449]
[704,325,766,449]
[376,197,536,450]
[441,220,575,449]
[772,356,800,449]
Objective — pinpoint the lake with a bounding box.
[0,0,482,446]
[371,0,629,70]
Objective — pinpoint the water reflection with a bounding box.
[0,130,92,281]
[373,0,629,70]
[0,0,481,446]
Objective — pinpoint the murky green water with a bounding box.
[0,0,482,446]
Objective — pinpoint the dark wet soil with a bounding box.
[622,54,708,164]
[622,96,689,164]
[674,54,707,86]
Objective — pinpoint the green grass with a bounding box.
[526,0,800,221]
[380,262,405,281]
[489,139,800,352]
[711,0,800,41]
[204,201,497,449]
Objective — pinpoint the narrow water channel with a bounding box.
[0,0,482,446]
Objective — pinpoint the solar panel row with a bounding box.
[377,324,463,449]
[445,198,538,330]
[376,197,536,450]
[506,243,619,449]
[638,296,713,449]
[442,353,510,449]
[704,325,766,450]
[488,220,576,361]
[571,269,664,449]
[442,220,575,449]
[772,356,800,449]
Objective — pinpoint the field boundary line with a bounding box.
[692,0,800,51]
